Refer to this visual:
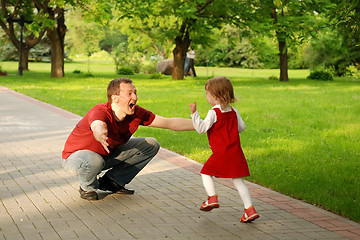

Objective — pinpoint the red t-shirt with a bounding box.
[62,102,155,159]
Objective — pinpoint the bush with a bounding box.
[150,72,163,79]
[84,72,94,77]
[130,59,142,73]
[307,71,333,81]
[142,61,157,74]
[117,67,134,75]
[0,65,7,76]
[268,76,278,81]
[346,65,360,77]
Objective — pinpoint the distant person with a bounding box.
[62,77,194,200]
[184,46,197,77]
[189,76,259,223]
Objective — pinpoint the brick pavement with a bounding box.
[0,86,359,240]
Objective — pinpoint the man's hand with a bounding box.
[90,120,110,153]
[189,101,197,114]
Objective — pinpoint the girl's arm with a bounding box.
[233,107,246,133]
[191,110,216,134]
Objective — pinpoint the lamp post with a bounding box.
[7,15,32,76]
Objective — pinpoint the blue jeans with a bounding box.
[62,137,160,191]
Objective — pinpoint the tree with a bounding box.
[327,0,360,39]
[88,0,250,80]
[30,0,67,77]
[66,8,104,56]
[1,0,82,77]
[326,0,360,73]
[113,15,174,60]
[98,28,127,54]
[244,0,329,81]
[0,0,46,71]
[304,30,346,72]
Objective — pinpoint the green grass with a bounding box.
[1,60,359,222]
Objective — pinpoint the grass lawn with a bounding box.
[1,60,359,223]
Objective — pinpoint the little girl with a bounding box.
[189,76,259,223]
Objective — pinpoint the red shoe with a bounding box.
[200,194,220,211]
[240,206,260,223]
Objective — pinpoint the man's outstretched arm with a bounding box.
[148,115,194,131]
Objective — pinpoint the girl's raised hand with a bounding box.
[189,101,197,114]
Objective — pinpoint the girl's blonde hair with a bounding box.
[205,76,236,109]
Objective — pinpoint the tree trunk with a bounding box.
[22,32,46,71]
[271,7,289,82]
[172,42,188,80]
[278,39,289,82]
[21,48,30,71]
[47,29,64,78]
[47,8,66,78]
[172,25,191,80]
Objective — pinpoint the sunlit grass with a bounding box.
[0,60,359,222]
[196,66,310,79]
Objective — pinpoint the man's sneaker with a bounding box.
[200,194,220,211]
[98,175,135,194]
[240,206,260,223]
[79,187,98,200]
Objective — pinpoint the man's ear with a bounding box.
[111,95,118,103]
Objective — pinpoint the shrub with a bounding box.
[84,73,94,77]
[117,67,134,75]
[130,59,142,73]
[73,70,81,74]
[307,71,333,81]
[268,76,278,81]
[346,65,360,77]
[0,64,6,76]
[150,72,163,79]
[142,61,157,74]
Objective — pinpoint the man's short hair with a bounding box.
[107,78,133,103]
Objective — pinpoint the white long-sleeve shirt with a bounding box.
[191,105,245,134]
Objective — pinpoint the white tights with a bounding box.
[201,174,252,209]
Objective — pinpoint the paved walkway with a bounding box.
[0,86,359,240]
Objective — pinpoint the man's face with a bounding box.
[116,82,137,115]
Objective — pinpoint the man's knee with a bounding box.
[145,137,160,155]
[80,157,104,175]
[145,137,160,148]
[64,150,104,176]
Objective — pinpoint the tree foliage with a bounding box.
[239,0,330,81]
[325,0,360,74]
[0,0,88,77]
[66,9,104,56]
[0,0,46,71]
[305,31,347,74]
[84,0,251,79]
[327,0,360,39]
[2,0,360,79]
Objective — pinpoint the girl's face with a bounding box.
[205,86,218,106]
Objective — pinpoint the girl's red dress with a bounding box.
[200,108,250,178]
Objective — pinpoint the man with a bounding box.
[184,46,197,77]
[62,78,194,200]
